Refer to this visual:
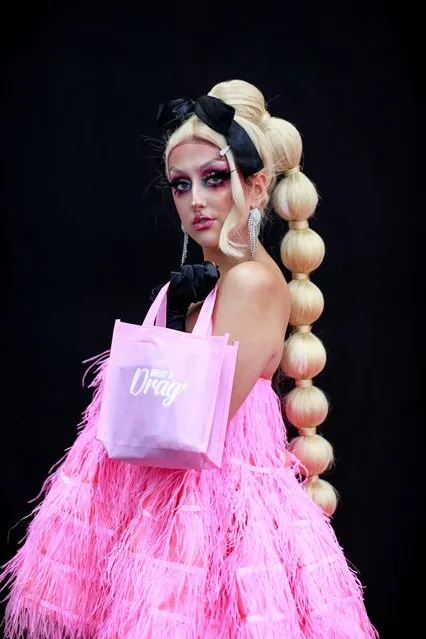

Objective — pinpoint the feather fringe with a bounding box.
[1,370,378,638]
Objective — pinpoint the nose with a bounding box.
[192,199,205,211]
[191,183,206,210]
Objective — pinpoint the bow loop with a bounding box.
[194,96,235,136]
[156,98,195,127]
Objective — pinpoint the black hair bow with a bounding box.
[156,95,263,177]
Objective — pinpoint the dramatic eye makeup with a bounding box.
[167,177,192,194]
[167,164,232,195]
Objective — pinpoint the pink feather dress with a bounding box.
[1,353,378,638]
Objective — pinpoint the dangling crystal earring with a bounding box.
[248,208,261,259]
[181,223,188,266]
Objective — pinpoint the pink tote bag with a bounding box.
[96,283,238,470]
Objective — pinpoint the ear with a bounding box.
[249,171,267,208]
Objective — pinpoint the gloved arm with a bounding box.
[149,261,220,331]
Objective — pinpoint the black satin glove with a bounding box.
[149,261,220,331]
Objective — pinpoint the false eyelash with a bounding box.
[203,169,233,180]
[155,174,172,189]
[166,179,182,189]
[165,169,235,191]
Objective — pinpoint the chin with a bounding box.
[199,239,220,251]
[190,231,221,249]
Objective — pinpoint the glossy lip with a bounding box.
[192,213,214,231]
[193,213,213,224]
[193,219,214,231]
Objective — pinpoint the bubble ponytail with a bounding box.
[265,118,338,515]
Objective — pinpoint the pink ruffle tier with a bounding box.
[1,355,378,638]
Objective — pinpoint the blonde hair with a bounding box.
[165,80,338,515]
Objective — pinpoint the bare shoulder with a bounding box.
[214,261,291,353]
[219,261,290,308]
[186,262,290,334]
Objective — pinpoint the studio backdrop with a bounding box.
[1,3,421,638]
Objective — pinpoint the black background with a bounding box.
[1,2,422,637]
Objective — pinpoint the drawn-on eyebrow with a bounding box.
[169,154,227,174]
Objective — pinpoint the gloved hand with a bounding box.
[149,261,220,331]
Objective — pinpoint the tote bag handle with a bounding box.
[142,282,217,338]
